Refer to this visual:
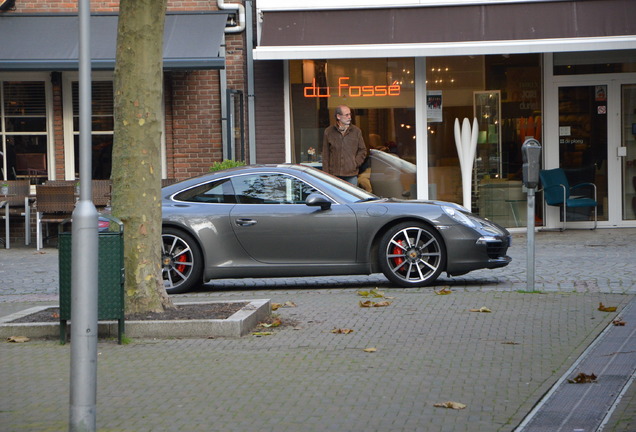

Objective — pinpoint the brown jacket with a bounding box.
[322,124,367,177]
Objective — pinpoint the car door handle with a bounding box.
[235,218,257,227]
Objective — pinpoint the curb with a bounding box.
[0,299,271,340]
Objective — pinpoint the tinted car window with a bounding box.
[174,178,236,203]
[231,173,318,204]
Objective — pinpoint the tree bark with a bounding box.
[112,0,173,313]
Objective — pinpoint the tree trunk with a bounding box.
[112,0,173,313]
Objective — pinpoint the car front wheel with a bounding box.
[378,222,445,287]
[161,228,203,294]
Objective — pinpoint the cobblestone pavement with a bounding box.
[1,228,635,431]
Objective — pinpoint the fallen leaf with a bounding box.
[501,341,520,345]
[434,401,467,410]
[435,287,452,295]
[613,319,626,326]
[598,302,617,312]
[252,331,273,336]
[272,301,297,311]
[568,372,597,384]
[469,307,492,313]
[359,300,392,308]
[7,336,30,343]
[331,328,354,334]
[363,347,377,353]
[373,301,392,307]
[357,288,386,298]
[260,318,281,328]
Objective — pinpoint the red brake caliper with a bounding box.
[176,254,187,273]
[392,240,405,269]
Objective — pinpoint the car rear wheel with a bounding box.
[161,228,203,294]
[379,222,445,287]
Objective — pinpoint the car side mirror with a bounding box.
[305,193,331,210]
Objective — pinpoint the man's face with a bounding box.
[337,108,352,126]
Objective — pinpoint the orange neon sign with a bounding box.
[304,77,401,98]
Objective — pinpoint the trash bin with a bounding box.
[58,214,125,344]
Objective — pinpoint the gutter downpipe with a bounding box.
[245,0,256,164]
[217,0,248,162]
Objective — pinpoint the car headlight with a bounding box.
[442,206,478,228]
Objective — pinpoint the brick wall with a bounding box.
[11,0,249,181]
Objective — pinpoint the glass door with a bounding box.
[622,84,636,220]
[557,85,608,225]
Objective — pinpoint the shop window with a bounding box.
[554,50,636,75]
[289,58,416,199]
[70,80,114,180]
[425,54,542,227]
[1,81,49,183]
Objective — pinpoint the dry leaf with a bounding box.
[359,300,373,308]
[598,302,617,312]
[363,347,377,353]
[260,318,281,328]
[435,287,452,295]
[357,288,386,298]
[271,301,297,311]
[469,307,492,313]
[7,336,30,343]
[568,372,597,384]
[613,319,626,326]
[434,401,467,410]
[331,328,354,334]
[252,331,273,336]
[373,301,392,307]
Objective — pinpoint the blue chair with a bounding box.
[539,168,597,231]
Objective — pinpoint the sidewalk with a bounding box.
[1,228,635,431]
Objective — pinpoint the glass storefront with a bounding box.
[289,58,417,199]
[289,54,543,227]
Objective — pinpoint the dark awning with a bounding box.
[0,12,228,70]
[256,0,636,59]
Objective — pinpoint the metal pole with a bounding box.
[69,0,99,430]
[527,187,536,291]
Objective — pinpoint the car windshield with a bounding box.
[302,166,378,203]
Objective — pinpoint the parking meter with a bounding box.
[521,138,542,189]
[521,138,541,292]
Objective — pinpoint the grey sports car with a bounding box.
[161,164,511,294]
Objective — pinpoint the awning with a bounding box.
[0,12,228,70]
[255,0,636,59]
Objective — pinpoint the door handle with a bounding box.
[235,218,257,227]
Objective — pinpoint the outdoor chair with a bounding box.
[92,179,112,210]
[0,180,33,246]
[539,167,597,231]
[35,184,76,250]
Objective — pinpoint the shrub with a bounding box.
[209,159,246,172]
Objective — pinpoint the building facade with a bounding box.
[253,0,636,230]
[1,0,636,234]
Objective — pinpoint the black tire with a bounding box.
[378,222,446,287]
[161,227,203,294]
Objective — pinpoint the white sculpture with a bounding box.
[453,118,478,212]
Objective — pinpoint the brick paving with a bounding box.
[0,228,635,431]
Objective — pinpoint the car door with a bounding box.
[229,172,358,264]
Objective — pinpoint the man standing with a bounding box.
[322,105,368,186]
